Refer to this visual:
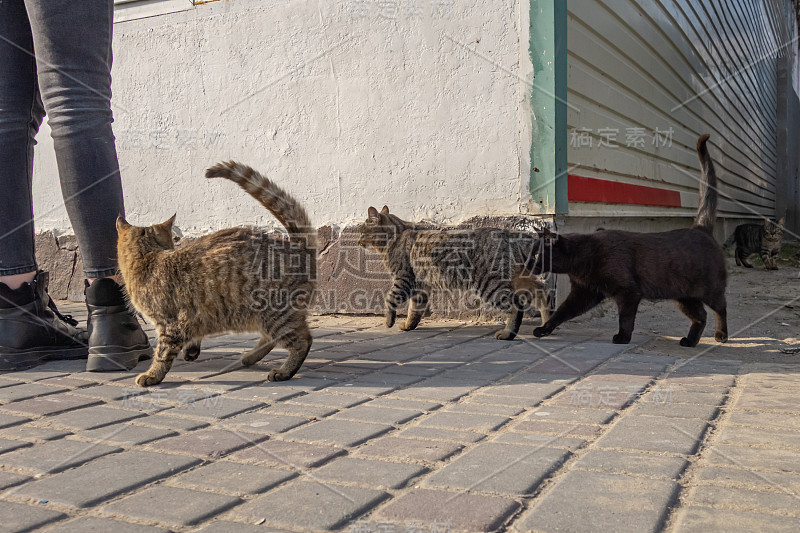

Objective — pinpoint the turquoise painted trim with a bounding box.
[529,0,568,214]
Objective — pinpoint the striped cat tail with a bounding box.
[206,161,317,248]
[721,232,736,250]
[693,134,718,233]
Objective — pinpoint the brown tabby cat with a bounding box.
[532,134,727,347]
[722,216,785,270]
[358,207,550,340]
[117,162,316,387]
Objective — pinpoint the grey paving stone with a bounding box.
[518,471,679,533]
[0,425,71,441]
[686,484,800,516]
[174,460,296,495]
[287,390,372,409]
[2,368,70,383]
[492,432,587,451]
[0,383,69,403]
[630,401,720,420]
[76,423,178,446]
[512,420,603,438]
[445,402,524,417]
[46,516,170,533]
[375,488,519,532]
[14,450,201,507]
[727,410,800,431]
[425,442,569,495]
[0,437,31,455]
[163,396,265,420]
[313,456,427,489]
[527,406,616,424]
[331,404,424,426]
[479,379,573,402]
[36,376,98,389]
[232,439,345,469]
[704,444,800,472]
[43,405,145,430]
[383,361,457,377]
[149,429,267,458]
[693,466,800,493]
[574,449,688,479]
[0,470,30,490]
[0,393,100,417]
[418,411,511,433]
[71,384,147,401]
[595,415,709,454]
[391,378,480,403]
[283,419,392,447]
[194,521,295,533]
[716,425,800,451]
[127,414,209,431]
[640,387,728,406]
[221,411,310,434]
[0,412,29,429]
[264,402,339,419]
[0,500,67,531]
[356,436,465,463]
[0,438,121,474]
[398,426,485,443]
[673,506,800,533]
[103,485,242,526]
[365,397,442,412]
[232,480,389,530]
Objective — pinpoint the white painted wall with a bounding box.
[32,0,534,237]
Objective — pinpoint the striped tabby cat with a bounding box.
[358,206,550,340]
[117,162,315,387]
[723,217,785,270]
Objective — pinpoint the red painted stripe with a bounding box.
[568,175,682,207]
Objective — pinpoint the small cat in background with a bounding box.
[117,162,316,387]
[358,206,550,340]
[723,216,785,270]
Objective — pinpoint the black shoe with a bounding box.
[85,278,152,372]
[0,271,88,371]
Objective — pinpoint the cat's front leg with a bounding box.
[136,329,183,387]
[612,293,641,344]
[400,290,429,331]
[385,274,414,329]
[534,286,604,338]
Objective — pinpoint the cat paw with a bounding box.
[399,321,418,331]
[267,369,292,382]
[135,373,162,387]
[532,326,550,338]
[679,337,699,347]
[385,312,396,328]
[612,334,631,344]
[715,332,728,343]
[494,330,517,340]
[182,344,201,361]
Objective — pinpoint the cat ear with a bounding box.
[777,216,786,226]
[160,213,177,230]
[368,206,380,223]
[116,216,131,233]
[381,206,390,215]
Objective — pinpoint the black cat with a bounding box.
[532,134,728,347]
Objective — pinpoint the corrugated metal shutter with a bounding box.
[566,0,788,220]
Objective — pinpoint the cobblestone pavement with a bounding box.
[1,303,799,533]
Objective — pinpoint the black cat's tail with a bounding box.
[205,161,317,248]
[693,134,718,233]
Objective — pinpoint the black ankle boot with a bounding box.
[85,278,152,371]
[0,271,88,371]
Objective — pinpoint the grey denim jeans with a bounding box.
[0,0,125,278]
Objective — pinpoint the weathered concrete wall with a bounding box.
[31,0,534,239]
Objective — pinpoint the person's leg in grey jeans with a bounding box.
[0,0,151,371]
